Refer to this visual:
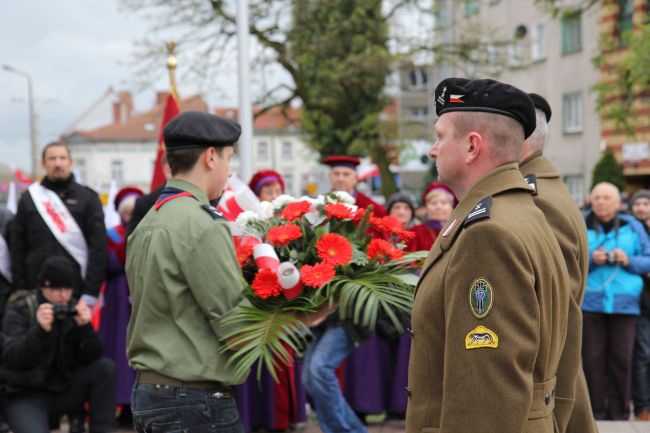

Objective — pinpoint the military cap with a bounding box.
[528,93,552,122]
[39,256,75,289]
[322,155,361,169]
[434,78,536,139]
[164,111,241,150]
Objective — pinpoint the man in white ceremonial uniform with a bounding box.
[11,142,106,307]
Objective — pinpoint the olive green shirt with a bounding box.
[126,178,248,385]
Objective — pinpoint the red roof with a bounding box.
[65,94,208,142]
[213,106,301,130]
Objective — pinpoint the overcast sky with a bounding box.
[0,0,247,173]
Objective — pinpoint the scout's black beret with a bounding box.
[434,78,536,139]
[164,111,241,150]
[528,93,552,122]
[39,256,75,289]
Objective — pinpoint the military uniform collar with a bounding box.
[417,163,532,288]
[519,152,560,179]
[166,179,209,205]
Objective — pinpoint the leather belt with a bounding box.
[529,376,556,419]
[136,370,231,394]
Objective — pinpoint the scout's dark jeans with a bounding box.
[2,357,117,433]
[633,314,650,413]
[131,383,244,433]
[582,312,637,420]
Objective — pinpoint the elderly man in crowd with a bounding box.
[583,182,650,420]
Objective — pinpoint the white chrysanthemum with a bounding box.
[272,194,295,209]
[235,210,260,227]
[258,201,275,220]
[344,203,359,214]
[325,191,355,205]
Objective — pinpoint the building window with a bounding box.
[282,141,292,158]
[111,160,123,183]
[618,0,634,39]
[562,92,583,134]
[284,173,294,194]
[531,21,547,61]
[75,159,86,183]
[465,0,479,16]
[257,141,269,160]
[561,11,582,54]
[509,41,525,68]
[563,174,586,205]
[487,45,502,74]
[408,68,428,90]
[466,48,480,77]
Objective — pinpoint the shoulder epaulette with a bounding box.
[464,196,492,227]
[201,204,225,220]
[524,174,538,196]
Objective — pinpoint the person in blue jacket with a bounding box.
[583,181,650,420]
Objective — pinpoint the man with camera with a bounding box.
[583,182,650,420]
[1,256,117,433]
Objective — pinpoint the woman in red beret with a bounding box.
[248,169,285,201]
[97,186,143,426]
[236,170,307,432]
[407,182,457,252]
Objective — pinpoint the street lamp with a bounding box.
[2,64,40,178]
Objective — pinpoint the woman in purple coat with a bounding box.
[97,186,143,425]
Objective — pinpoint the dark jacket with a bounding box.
[126,186,163,237]
[0,208,14,312]
[1,292,103,394]
[11,176,107,297]
[636,217,650,315]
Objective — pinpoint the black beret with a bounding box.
[164,111,241,150]
[39,256,75,289]
[434,78,536,139]
[528,93,552,122]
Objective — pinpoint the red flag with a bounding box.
[150,94,180,191]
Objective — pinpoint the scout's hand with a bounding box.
[74,299,92,326]
[613,249,629,267]
[37,303,54,333]
[302,302,339,328]
[593,248,607,266]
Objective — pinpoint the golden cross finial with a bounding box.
[165,40,178,100]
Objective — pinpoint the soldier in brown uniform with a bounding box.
[406,78,570,433]
[519,94,598,433]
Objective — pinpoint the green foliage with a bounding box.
[287,0,396,196]
[591,151,625,191]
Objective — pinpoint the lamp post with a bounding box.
[2,64,40,178]
[237,0,253,183]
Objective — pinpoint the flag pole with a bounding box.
[165,40,178,100]
[237,0,253,183]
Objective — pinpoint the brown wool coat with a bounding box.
[406,164,571,433]
[520,153,598,433]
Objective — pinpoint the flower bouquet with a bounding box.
[220,191,427,382]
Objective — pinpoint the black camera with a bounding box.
[605,250,617,265]
[53,304,77,321]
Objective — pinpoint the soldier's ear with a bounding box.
[466,132,482,164]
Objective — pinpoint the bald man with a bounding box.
[583,182,650,420]
[519,94,596,432]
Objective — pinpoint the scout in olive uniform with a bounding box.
[406,78,571,433]
[126,111,248,433]
[519,94,598,433]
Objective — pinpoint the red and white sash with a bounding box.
[28,182,89,278]
[0,234,11,282]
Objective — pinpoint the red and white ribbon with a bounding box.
[277,262,303,300]
[253,243,280,271]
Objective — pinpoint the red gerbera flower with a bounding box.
[279,201,312,221]
[316,233,353,266]
[367,238,404,263]
[301,262,336,288]
[251,268,282,299]
[324,202,353,220]
[351,208,367,222]
[267,224,303,246]
[234,235,260,266]
[370,216,415,241]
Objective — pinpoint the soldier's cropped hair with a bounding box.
[450,112,523,164]
[167,146,224,176]
[41,141,71,161]
[526,109,549,154]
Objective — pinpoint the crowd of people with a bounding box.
[0,76,648,433]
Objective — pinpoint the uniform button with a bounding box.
[404,386,412,398]
[407,328,414,339]
[544,393,551,405]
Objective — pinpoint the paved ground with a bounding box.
[52,419,650,432]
